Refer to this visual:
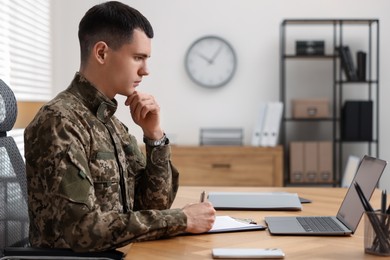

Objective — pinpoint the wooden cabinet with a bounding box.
[170,146,283,187]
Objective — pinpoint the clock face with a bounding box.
[185,36,237,88]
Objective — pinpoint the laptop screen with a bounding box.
[336,156,387,232]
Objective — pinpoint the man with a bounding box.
[24,1,215,253]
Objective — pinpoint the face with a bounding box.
[104,29,151,98]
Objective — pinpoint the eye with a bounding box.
[134,56,143,61]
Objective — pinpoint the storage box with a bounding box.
[289,141,333,184]
[296,40,325,56]
[292,99,330,119]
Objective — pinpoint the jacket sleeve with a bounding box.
[25,116,187,253]
[132,143,181,211]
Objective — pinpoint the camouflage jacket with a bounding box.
[24,73,186,252]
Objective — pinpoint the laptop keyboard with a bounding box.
[297,217,344,232]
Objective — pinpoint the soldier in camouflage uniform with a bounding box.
[24,1,215,253]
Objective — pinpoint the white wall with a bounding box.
[52,0,390,189]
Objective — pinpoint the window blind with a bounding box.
[0,0,52,101]
[0,0,51,153]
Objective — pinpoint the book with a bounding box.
[356,51,367,81]
[338,46,358,81]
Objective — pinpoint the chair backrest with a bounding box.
[0,79,30,254]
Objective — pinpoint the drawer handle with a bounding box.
[211,163,231,169]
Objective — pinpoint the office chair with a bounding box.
[0,79,124,260]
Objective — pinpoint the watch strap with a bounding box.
[143,133,169,147]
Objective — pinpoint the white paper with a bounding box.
[210,216,258,232]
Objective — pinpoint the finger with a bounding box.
[140,102,160,118]
[125,91,138,106]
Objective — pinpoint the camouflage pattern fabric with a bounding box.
[24,73,186,252]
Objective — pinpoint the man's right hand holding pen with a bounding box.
[182,190,216,234]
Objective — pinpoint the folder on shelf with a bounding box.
[304,142,318,182]
[342,101,373,141]
[317,141,333,183]
[342,101,360,140]
[356,51,367,81]
[290,142,304,183]
[359,101,373,141]
[338,46,358,81]
[251,103,267,146]
[259,102,283,147]
[341,155,360,187]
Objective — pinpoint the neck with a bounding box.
[79,65,115,99]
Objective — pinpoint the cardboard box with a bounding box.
[317,141,333,183]
[304,142,318,182]
[290,142,304,183]
[289,141,333,184]
[292,99,330,119]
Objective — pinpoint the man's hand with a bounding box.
[125,91,163,139]
[182,202,216,233]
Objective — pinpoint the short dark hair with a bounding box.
[78,1,154,64]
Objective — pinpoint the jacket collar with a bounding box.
[68,73,118,123]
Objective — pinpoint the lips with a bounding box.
[133,81,141,87]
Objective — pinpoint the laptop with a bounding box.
[265,155,387,235]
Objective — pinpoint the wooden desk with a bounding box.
[120,186,383,259]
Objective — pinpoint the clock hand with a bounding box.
[210,43,223,63]
[196,52,212,64]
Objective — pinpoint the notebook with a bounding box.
[208,192,302,211]
[265,155,387,236]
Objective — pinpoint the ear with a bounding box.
[93,41,109,64]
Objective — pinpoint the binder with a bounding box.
[290,142,304,183]
[304,142,318,182]
[342,101,360,140]
[342,101,373,141]
[259,102,283,147]
[356,51,367,81]
[338,46,358,81]
[359,101,373,141]
[251,103,267,146]
[341,155,360,187]
[317,141,333,183]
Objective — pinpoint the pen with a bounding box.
[382,190,387,214]
[200,190,206,203]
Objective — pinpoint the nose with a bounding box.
[139,63,149,76]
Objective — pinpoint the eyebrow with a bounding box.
[135,53,150,58]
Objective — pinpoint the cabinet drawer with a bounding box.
[171,146,283,187]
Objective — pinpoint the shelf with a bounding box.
[285,118,334,122]
[335,139,378,143]
[284,54,335,59]
[336,80,378,84]
[280,18,379,187]
[282,19,379,26]
[285,182,337,187]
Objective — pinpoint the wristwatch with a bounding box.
[143,133,169,147]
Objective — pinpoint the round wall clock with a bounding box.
[185,35,237,88]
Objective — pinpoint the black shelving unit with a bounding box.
[280,19,379,186]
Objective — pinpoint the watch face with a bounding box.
[185,35,237,88]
